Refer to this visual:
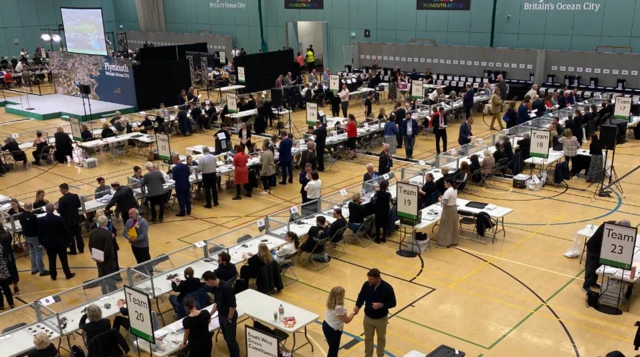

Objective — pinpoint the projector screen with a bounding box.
[61,7,108,56]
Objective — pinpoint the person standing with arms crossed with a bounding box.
[355,268,396,357]
[202,271,240,357]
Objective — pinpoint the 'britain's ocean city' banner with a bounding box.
[50,52,137,107]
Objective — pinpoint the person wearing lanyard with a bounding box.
[198,147,219,208]
[400,112,418,159]
[202,271,240,357]
[431,107,448,154]
[339,84,350,117]
[346,114,358,160]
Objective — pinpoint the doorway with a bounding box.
[285,21,329,70]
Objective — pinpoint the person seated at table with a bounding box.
[273,231,299,265]
[435,167,452,195]
[469,154,482,183]
[177,109,192,136]
[456,162,471,190]
[324,208,347,242]
[28,332,59,357]
[101,123,114,138]
[419,173,438,207]
[80,125,93,141]
[6,198,24,216]
[347,193,368,233]
[33,190,48,210]
[139,116,153,134]
[493,142,505,163]
[363,163,378,182]
[177,89,188,107]
[504,102,518,129]
[240,243,272,281]
[502,138,514,163]
[299,216,329,254]
[169,267,204,311]
[2,137,27,165]
[79,304,111,345]
[516,134,531,161]
[32,130,48,165]
[186,155,199,167]
[214,252,238,282]
[95,177,111,199]
[544,94,554,109]
[112,298,130,333]
[481,150,496,176]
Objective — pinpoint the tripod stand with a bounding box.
[590,148,624,201]
[284,110,302,137]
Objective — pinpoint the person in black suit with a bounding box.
[89,215,118,293]
[313,121,327,171]
[531,96,546,118]
[582,106,594,124]
[573,109,584,145]
[53,127,73,164]
[299,141,317,171]
[37,203,75,281]
[378,144,392,175]
[431,107,447,154]
[177,90,188,107]
[2,138,27,165]
[435,167,452,195]
[57,183,84,254]
[363,163,378,182]
[394,104,405,149]
[299,163,312,205]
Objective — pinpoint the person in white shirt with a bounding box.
[428,88,443,104]
[323,286,357,357]
[339,84,350,117]
[15,61,23,73]
[304,171,322,200]
[231,47,240,58]
[525,84,539,101]
[272,231,299,265]
[436,178,459,248]
[323,68,330,88]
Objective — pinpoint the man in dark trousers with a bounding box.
[57,183,84,254]
[198,147,219,208]
[314,121,327,171]
[278,131,293,184]
[458,117,474,146]
[203,271,240,357]
[364,92,373,117]
[583,220,631,293]
[89,215,118,293]
[463,84,474,119]
[431,106,447,154]
[378,144,392,175]
[105,181,137,220]
[37,203,75,281]
[355,268,396,357]
[172,155,192,216]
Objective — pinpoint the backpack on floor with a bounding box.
[585,290,599,309]
[70,345,86,357]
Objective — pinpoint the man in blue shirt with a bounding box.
[462,84,474,119]
[171,155,192,216]
[400,112,419,159]
[278,131,293,184]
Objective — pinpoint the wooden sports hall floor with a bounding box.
[1,90,640,357]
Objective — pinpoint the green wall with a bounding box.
[4,0,640,71]
[0,0,124,58]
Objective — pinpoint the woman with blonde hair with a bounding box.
[240,243,273,280]
[377,108,387,120]
[323,286,357,357]
[558,128,580,178]
[28,332,58,357]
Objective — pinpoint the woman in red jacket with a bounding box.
[346,114,358,160]
[233,145,251,200]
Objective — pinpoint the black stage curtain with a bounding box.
[233,49,297,93]
[133,60,192,110]
[137,43,208,64]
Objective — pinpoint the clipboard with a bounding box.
[127,226,138,239]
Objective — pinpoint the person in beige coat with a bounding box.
[490,88,503,130]
[260,141,276,194]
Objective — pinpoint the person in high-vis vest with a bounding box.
[306,48,315,72]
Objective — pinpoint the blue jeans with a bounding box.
[348,222,363,234]
[24,236,45,273]
[176,190,191,215]
[404,136,416,157]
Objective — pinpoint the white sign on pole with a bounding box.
[227,93,238,113]
[246,326,278,357]
[69,117,82,141]
[237,66,245,83]
[530,130,550,159]
[329,75,340,92]
[411,80,423,99]
[614,96,632,119]
[124,286,155,344]
[219,51,226,64]
[600,222,638,270]
[156,133,171,160]
[396,182,420,221]
[306,102,318,124]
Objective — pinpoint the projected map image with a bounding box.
[61,8,107,56]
